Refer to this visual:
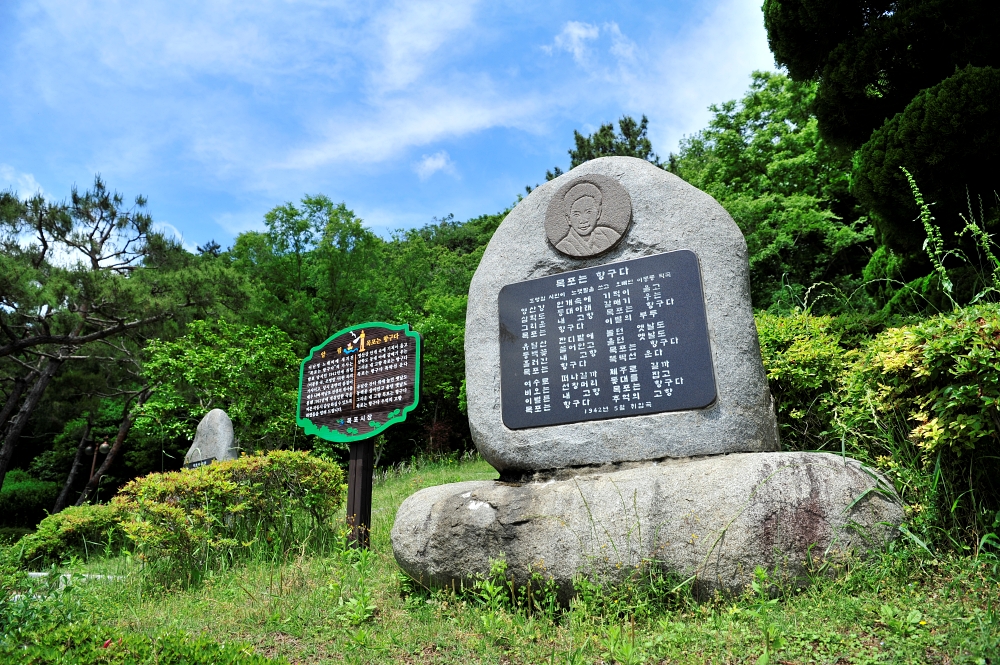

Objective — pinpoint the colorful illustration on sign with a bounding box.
[296,322,421,442]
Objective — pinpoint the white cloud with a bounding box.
[606,22,636,62]
[281,90,542,171]
[2,0,777,242]
[0,165,45,198]
[18,0,357,88]
[549,21,600,63]
[373,0,480,92]
[153,221,198,253]
[545,0,775,154]
[213,211,266,237]
[415,150,457,180]
[641,0,776,150]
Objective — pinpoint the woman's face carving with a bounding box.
[569,196,600,235]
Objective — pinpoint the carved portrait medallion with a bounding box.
[544,174,632,257]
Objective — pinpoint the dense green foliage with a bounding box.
[7,503,124,567]
[0,176,245,506]
[763,0,1000,258]
[229,195,381,351]
[0,470,59,527]
[755,311,845,449]
[852,66,1000,253]
[840,306,1000,538]
[762,0,1000,148]
[114,451,344,585]
[756,305,1000,542]
[27,398,168,497]
[223,197,504,461]
[668,72,872,310]
[136,321,300,452]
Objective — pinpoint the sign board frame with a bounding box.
[296,321,421,548]
[296,321,421,444]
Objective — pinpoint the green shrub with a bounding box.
[755,310,848,450]
[6,503,125,568]
[0,527,33,546]
[840,305,1000,455]
[114,450,344,584]
[0,470,59,527]
[0,557,27,604]
[756,305,1000,542]
[838,304,1000,539]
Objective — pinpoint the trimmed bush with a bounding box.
[0,470,59,527]
[839,305,1000,456]
[114,450,345,583]
[6,503,125,568]
[838,304,1000,537]
[755,311,848,450]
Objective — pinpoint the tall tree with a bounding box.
[0,177,238,490]
[763,0,1000,254]
[545,115,660,181]
[668,71,872,310]
[230,196,383,352]
[136,320,300,453]
[74,385,151,506]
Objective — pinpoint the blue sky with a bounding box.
[0,0,775,250]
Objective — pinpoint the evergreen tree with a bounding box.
[545,115,660,181]
[764,0,1000,254]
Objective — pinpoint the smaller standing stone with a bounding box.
[183,409,237,468]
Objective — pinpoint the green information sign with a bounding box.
[297,322,421,443]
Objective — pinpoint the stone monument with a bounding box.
[391,156,903,597]
[183,408,238,468]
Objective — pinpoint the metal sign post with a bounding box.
[297,322,421,547]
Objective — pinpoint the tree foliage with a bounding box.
[0,177,241,492]
[764,0,1000,255]
[230,195,382,352]
[763,0,1000,149]
[668,71,872,310]
[137,320,300,452]
[851,66,1000,253]
[223,198,505,461]
[546,115,660,181]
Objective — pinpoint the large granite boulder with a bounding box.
[392,452,902,598]
[183,409,238,466]
[466,157,779,473]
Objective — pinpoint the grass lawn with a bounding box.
[29,456,1000,664]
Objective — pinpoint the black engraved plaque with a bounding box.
[498,250,717,429]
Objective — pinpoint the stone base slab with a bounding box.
[391,452,903,598]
